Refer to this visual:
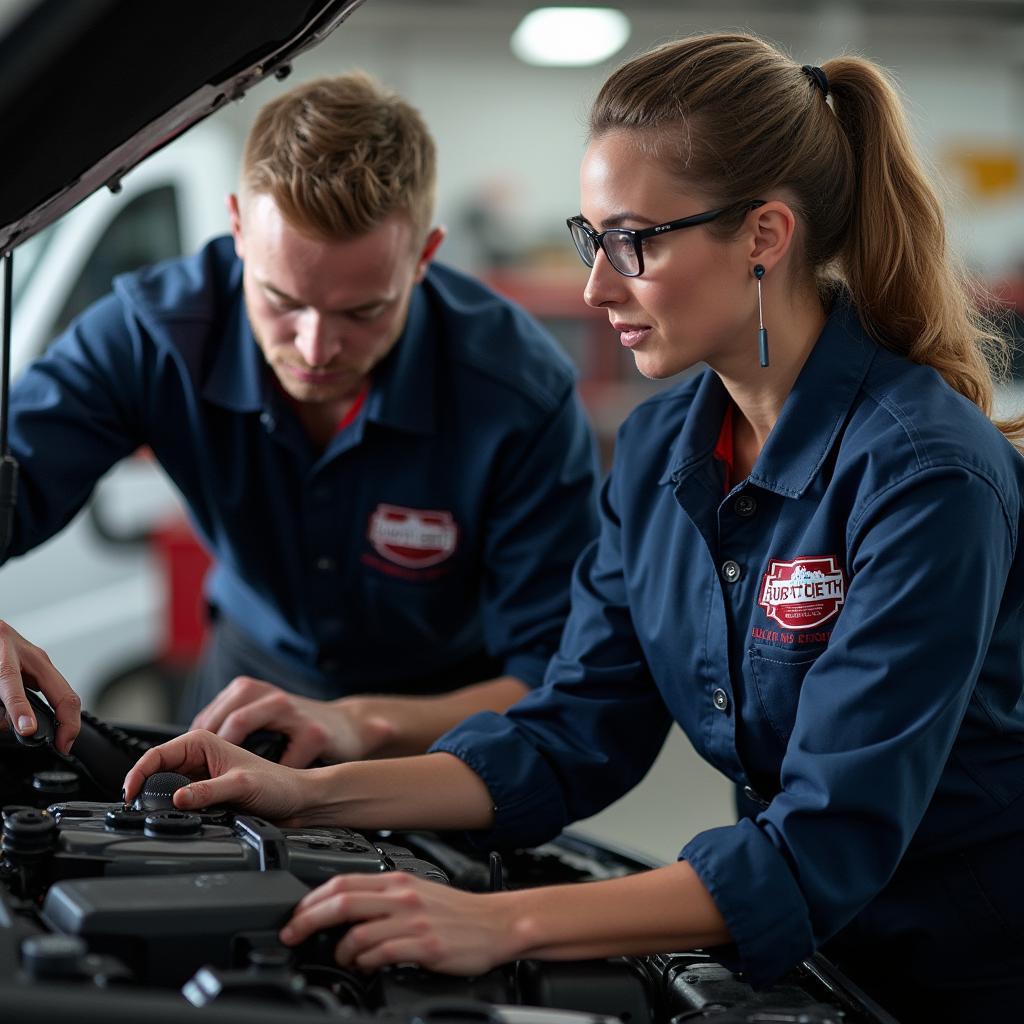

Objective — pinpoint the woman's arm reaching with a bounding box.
[279,858,730,975]
[123,729,496,830]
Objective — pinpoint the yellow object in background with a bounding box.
[945,146,1021,198]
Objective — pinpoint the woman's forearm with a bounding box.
[299,751,496,831]
[500,860,731,961]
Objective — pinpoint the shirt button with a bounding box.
[259,411,276,431]
[712,688,730,712]
[721,559,742,583]
[742,785,770,808]
[314,556,337,572]
[734,494,757,517]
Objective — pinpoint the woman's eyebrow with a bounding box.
[598,210,658,229]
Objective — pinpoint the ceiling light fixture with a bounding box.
[511,7,631,68]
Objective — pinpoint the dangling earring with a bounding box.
[753,264,769,368]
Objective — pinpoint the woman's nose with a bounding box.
[583,249,628,308]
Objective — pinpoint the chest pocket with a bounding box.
[747,646,823,747]
[362,569,473,647]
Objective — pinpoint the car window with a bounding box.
[50,185,182,342]
[11,227,58,307]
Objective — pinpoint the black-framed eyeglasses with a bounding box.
[566,200,765,277]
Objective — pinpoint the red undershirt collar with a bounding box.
[335,382,370,433]
[273,378,371,435]
[712,402,735,494]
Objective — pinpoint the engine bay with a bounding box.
[0,705,891,1023]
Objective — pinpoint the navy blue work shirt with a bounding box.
[435,295,1024,987]
[5,236,599,695]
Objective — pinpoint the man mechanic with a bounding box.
[0,72,599,765]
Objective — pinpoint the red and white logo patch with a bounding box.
[758,555,846,630]
[367,504,458,569]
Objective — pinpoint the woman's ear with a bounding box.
[747,200,797,275]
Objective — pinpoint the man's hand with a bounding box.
[191,677,395,767]
[0,619,80,754]
[123,729,311,821]
[279,872,519,975]
[192,674,530,767]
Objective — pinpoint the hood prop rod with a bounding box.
[0,252,19,559]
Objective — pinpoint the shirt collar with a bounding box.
[364,283,437,436]
[658,369,731,486]
[662,294,877,497]
[203,260,266,412]
[203,267,437,436]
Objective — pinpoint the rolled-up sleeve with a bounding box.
[682,466,1014,986]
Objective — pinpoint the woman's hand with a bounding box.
[123,729,312,822]
[190,677,394,767]
[279,872,520,975]
[0,619,80,754]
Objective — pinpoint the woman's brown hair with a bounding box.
[589,33,1023,445]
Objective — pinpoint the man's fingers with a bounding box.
[217,701,278,746]
[216,696,325,768]
[0,686,35,736]
[0,624,35,736]
[0,623,82,753]
[48,689,82,754]
[277,738,320,769]
[192,676,272,733]
[190,690,235,733]
[276,714,328,768]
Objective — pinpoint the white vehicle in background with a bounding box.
[1,125,239,720]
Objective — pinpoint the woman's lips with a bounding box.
[613,324,652,348]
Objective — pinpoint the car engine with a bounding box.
[0,701,893,1024]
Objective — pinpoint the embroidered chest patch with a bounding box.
[758,555,846,630]
[367,504,458,569]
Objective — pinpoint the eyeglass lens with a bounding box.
[569,222,640,276]
[569,222,598,266]
[603,231,639,275]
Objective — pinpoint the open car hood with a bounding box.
[0,0,365,256]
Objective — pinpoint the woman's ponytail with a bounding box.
[825,57,1022,441]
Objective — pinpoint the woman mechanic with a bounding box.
[125,33,1024,1020]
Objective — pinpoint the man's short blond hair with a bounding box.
[241,72,437,242]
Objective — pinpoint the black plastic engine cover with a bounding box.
[42,869,307,986]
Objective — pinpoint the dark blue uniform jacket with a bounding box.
[6,237,599,694]
[435,295,1024,987]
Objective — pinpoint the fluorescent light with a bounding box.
[511,7,631,68]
